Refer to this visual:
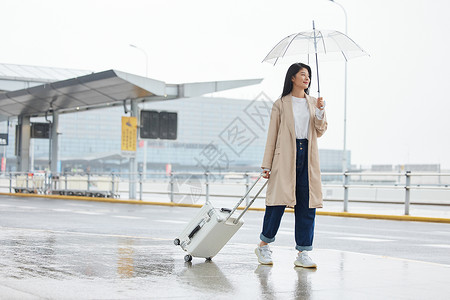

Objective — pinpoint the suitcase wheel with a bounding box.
[173,238,180,246]
[184,254,193,262]
[205,257,212,261]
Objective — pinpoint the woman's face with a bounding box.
[291,68,310,91]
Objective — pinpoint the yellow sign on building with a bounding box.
[121,116,137,152]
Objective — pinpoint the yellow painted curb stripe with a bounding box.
[2,192,450,224]
[315,211,450,223]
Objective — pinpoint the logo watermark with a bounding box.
[168,91,274,204]
[170,175,203,204]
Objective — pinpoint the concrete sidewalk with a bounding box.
[1,225,449,299]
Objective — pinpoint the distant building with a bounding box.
[319,149,351,172]
[364,164,441,173]
[371,164,393,172]
[396,164,441,172]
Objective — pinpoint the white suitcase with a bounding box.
[174,174,267,262]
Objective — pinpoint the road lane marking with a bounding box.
[317,230,400,240]
[319,224,450,237]
[0,285,40,299]
[52,208,73,212]
[230,243,450,267]
[239,227,253,231]
[154,220,188,224]
[320,248,450,268]
[0,226,171,241]
[52,208,104,215]
[332,237,395,242]
[113,215,145,220]
[16,206,38,209]
[66,203,94,207]
[423,244,450,249]
[430,231,450,236]
[72,211,104,215]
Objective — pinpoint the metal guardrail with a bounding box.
[1,171,449,215]
[322,171,450,215]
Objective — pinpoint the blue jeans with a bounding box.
[260,139,316,251]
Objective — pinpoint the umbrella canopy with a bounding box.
[262,22,369,97]
[263,29,369,65]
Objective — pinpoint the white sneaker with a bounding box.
[255,245,273,265]
[294,251,317,268]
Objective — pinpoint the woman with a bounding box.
[255,63,327,268]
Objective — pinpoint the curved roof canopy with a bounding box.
[0,69,262,117]
[0,63,91,83]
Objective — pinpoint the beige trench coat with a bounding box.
[261,93,327,208]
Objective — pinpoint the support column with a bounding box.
[143,140,147,179]
[50,111,59,174]
[17,115,31,172]
[30,139,35,172]
[129,100,138,199]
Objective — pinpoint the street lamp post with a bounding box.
[129,44,149,183]
[129,44,148,77]
[329,0,348,173]
[329,0,349,211]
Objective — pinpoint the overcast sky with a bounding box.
[1,0,450,169]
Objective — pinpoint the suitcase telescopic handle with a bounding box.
[225,173,268,224]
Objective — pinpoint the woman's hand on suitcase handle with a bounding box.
[262,169,270,179]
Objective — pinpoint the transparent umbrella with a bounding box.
[262,21,369,97]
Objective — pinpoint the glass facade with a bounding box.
[2,96,350,173]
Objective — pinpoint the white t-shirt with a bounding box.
[292,96,325,139]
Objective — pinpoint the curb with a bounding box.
[2,192,450,224]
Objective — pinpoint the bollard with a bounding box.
[205,172,210,203]
[54,173,59,192]
[343,171,349,212]
[404,171,411,215]
[111,173,115,198]
[170,172,174,203]
[9,173,12,193]
[139,172,143,201]
[44,171,48,194]
[245,173,250,206]
[87,172,91,192]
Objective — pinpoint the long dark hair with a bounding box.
[281,63,312,97]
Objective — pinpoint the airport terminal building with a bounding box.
[0,63,350,174]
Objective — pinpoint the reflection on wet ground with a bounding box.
[1,226,450,299]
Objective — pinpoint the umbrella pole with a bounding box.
[312,20,320,98]
[315,53,320,98]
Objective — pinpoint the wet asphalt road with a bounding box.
[1,196,450,299]
[1,196,449,265]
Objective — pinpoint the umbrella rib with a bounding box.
[307,32,311,61]
[317,30,327,54]
[341,49,348,61]
[261,35,292,63]
[280,32,304,59]
[328,32,348,61]
[332,31,369,58]
[343,32,369,54]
